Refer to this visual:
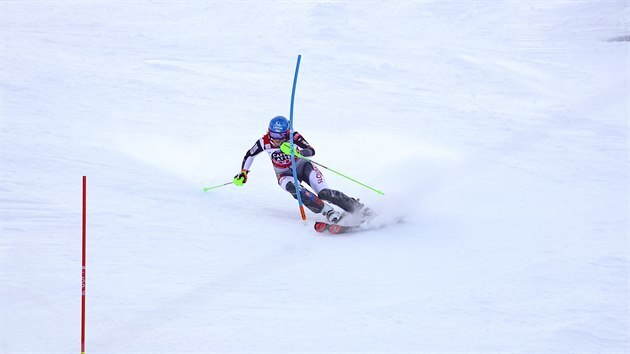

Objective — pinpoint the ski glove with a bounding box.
[280,142,303,158]
[233,170,248,186]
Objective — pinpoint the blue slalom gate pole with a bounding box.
[289,55,306,220]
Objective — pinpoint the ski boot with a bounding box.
[321,204,343,224]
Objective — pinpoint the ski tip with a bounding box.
[314,222,327,232]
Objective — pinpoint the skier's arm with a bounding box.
[241,139,264,171]
[292,132,315,157]
[235,139,264,186]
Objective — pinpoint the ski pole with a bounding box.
[308,158,384,195]
[203,181,234,192]
[288,149,384,195]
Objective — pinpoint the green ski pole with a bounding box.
[282,144,384,195]
[309,158,385,195]
[203,181,234,192]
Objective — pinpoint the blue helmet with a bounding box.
[268,116,289,139]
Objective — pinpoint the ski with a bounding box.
[314,206,377,235]
[314,221,361,234]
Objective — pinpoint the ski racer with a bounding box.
[234,115,369,223]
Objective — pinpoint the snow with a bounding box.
[1,1,628,353]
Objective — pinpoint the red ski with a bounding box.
[314,221,361,234]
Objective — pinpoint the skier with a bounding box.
[234,115,369,223]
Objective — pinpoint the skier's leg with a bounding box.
[298,162,363,214]
[280,176,323,213]
[318,188,365,213]
[278,175,342,223]
[302,163,329,195]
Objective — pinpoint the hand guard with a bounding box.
[233,170,248,186]
[280,142,302,158]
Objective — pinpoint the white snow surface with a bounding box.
[1,1,628,353]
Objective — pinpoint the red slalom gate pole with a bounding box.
[81,176,87,354]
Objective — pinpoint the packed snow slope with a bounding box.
[1,1,628,353]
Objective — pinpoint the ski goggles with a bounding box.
[269,131,287,140]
